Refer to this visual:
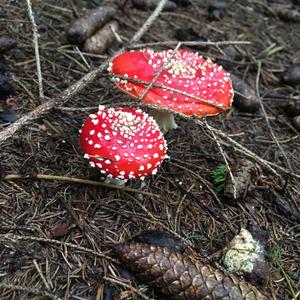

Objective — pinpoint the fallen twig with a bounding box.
[130,0,168,43]
[33,259,51,290]
[204,120,237,199]
[195,120,300,180]
[26,0,44,99]
[112,74,226,110]
[0,0,168,143]
[139,42,182,99]
[255,61,292,171]
[129,40,251,49]
[3,173,160,197]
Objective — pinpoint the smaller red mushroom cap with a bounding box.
[109,48,234,116]
[79,106,168,180]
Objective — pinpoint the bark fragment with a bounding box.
[67,6,117,44]
[83,21,119,54]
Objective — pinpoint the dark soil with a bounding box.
[0,0,299,299]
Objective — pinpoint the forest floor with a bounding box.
[0,0,299,299]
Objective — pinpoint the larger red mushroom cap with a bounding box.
[79,106,168,181]
[109,48,234,117]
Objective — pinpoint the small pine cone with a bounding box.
[115,242,268,300]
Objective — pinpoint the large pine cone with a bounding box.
[115,242,268,300]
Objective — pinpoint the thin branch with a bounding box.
[140,42,182,99]
[3,173,160,197]
[204,120,237,198]
[0,63,108,143]
[130,0,168,43]
[26,0,44,98]
[255,61,292,171]
[0,0,167,143]
[33,259,51,290]
[113,74,226,110]
[196,120,300,180]
[129,40,251,49]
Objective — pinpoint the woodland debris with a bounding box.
[263,188,300,222]
[231,74,260,113]
[270,5,300,22]
[174,27,198,41]
[217,45,242,70]
[132,0,177,11]
[0,8,7,18]
[0,36,17,54]
[83,21,119,54]
[48,220,74,238]
[171,0,190,6]
[282,100,300,117]
[115,241,268,299]
[5,96,17,110]
[67,6,117,44]
[224,159,261,200]
[281,64,300,85]
[0,59,7,72]
[291,115,300,131]
[0,74,13,100]
[103,285,114,300]
[222,228,269,287]
[0,110,17,123]
[208,0,227,19]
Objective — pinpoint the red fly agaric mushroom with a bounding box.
[79,106,168,184]
[109,49,234,131]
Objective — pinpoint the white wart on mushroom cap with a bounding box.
[109,49,234,131]
[79,106,168,180]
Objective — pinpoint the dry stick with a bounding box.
[204,119,237,199]
[0,64,108,143]
[113,75,226,110]
[75,45,91,70]
[1,234,116,263]
[0,283,62,300]
[140,42,182,99]
[196,120,300,180]
[26,0,44,99]
[3,174,160,197]
[33,259,51,290]
[129,40,251,49]
[0,0,168,143]
[255,61,292,171]
[130,0,168,43]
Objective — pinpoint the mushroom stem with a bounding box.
[104,176,128,186]
[151,110,178,132]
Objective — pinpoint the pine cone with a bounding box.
[115,242,268,300]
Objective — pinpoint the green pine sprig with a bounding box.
[212,164,228,193]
